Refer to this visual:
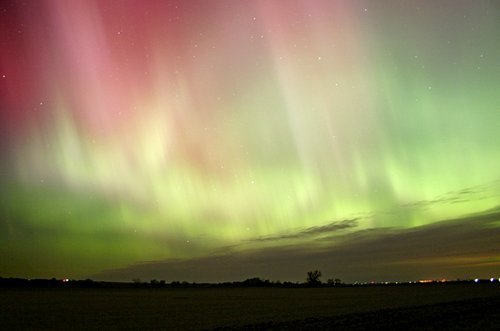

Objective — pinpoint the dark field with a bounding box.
[1,283,499,330]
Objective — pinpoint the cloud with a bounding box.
[401,180,500,210]
[93,210,500,283]
[248,219,358,242]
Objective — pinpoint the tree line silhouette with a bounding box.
[0,270,343,288]
[1,272,485,289]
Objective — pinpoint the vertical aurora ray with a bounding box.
[0,0,499,279]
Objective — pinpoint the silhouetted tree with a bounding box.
[306,270,322,285]
[243,277,264,286]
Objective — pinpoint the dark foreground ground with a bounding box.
[1,283,499,330]
[217,295,500,330]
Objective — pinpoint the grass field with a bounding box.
[1,283,499,330]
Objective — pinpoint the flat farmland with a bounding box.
[1,283,499,330]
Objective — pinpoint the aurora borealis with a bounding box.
[1,0,499,282]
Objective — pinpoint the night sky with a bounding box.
[1,0,499,283]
